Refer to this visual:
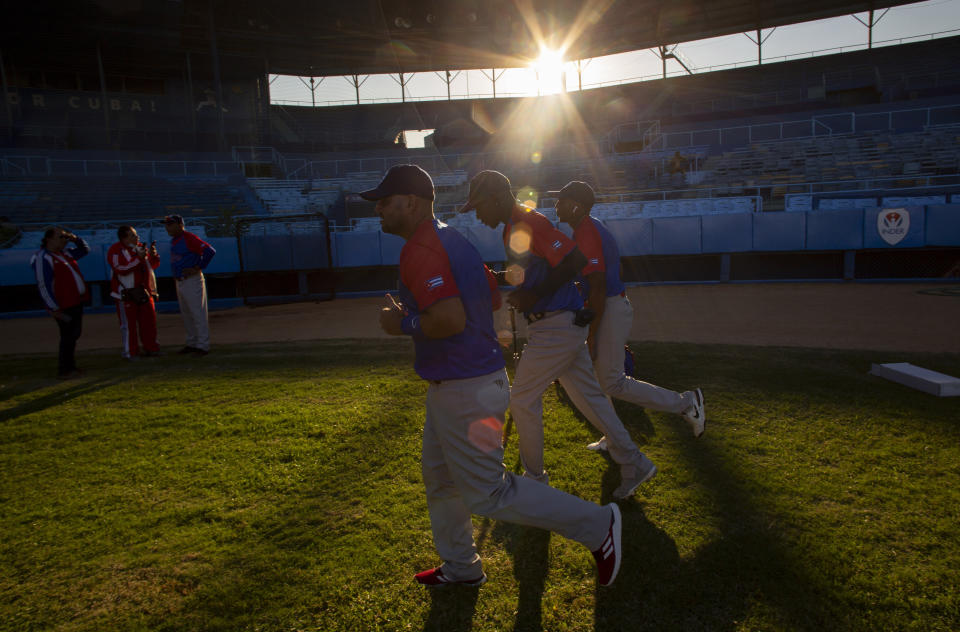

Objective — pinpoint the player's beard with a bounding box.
[380,216,402,235]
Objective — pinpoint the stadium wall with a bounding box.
[2,206,958,311]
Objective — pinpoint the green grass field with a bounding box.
[1,339,959,632]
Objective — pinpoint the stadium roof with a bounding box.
[4,0,925,77]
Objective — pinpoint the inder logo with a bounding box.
[877,208,910,245]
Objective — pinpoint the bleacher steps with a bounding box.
[869,363,960,397]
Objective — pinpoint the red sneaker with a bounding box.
[414,566,487,588]
[592,504,622,586]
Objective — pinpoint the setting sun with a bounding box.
[530,47,567,95]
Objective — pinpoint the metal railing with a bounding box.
[272,104,960,182]
[783,174,960,198]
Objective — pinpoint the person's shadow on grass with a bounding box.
[0,375,123,424]
[501,524,551,632]
[592,437,841,632]
[421,583,480,632]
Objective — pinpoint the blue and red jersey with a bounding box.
[169,231,215,279]
[573,216,625,298]
[398,218,504,381]
[30,239,90,311]
[503,207,583,315]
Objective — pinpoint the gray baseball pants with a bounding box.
[595,295,692,413]
[175,273,210,351]
[510,311,644,482]
[422,368,611,581]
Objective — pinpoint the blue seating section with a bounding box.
[0,176,252,224]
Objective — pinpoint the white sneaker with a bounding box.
[613,454,657,500]
[681,388,705,438]
[586,436,609,452]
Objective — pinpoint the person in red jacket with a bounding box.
[30,227,90,379]
[107,226,162,360]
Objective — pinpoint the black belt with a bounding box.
[525,310,565,325]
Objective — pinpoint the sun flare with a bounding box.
[530,47,567,95]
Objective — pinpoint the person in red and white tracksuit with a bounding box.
[107,226,161,360]
[30,227,90,379]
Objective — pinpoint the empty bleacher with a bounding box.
[700,127,960,190]
[247,170,469,220]
[247,178,342,214]
[0,175,252,225]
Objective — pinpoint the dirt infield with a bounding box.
[2,282,958,356]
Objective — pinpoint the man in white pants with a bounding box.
[364,164,623,588]
[461,170,657,500]
[553,181,705,451]
[163,214,216,355]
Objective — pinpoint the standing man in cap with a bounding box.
[31,227,90,379]
[363,164,624,588]
[553,181,705,449]
[163,214,216,355]
[460,170,657,500]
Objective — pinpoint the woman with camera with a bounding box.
[30,227,90,379]
[107,225,161,360]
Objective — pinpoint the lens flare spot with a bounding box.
[505,264,525,286]
[468,417,504,453]
[531,151,542,164]
[508,224,532,257]
[517,186,539,203]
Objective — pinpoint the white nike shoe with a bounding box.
[586,436,609,452]
[681,388,705,438]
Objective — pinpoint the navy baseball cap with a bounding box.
[163,214,184,225]
[359,164,435,201]
[549,181,595,208]
[460,170,512,213]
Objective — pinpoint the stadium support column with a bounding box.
[186,52,197,144]
[853,9,889,50]
[208,0,226,151]
[297,72,324,108]
[258,59,271,145]
[0,48,11,141]
[391,72,413,103]
[346,75,369,105]
[434,70,462,100]
[744,28,775,65]
[96,42,110,145]
[480,69,504,99]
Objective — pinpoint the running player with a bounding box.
[362,164,624,588]
[552,181,705,450]
[460,170,658,500]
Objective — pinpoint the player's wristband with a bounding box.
[401,313,423,337]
